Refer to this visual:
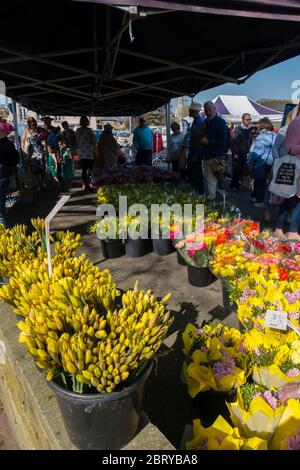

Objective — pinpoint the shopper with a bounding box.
[170,122,185,174]
[21,117,45,191]
[274,103,300,241]
[247,117,276,208]
[60,139,74,187]
[60,121,77,156]
[133,117,153,165]
[75,116,96,190]
[0,122,19,226]
[96,123,119,173]
[230,113,253,192]
[200,101,228,199]
[186,102,205,194]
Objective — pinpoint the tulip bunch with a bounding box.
[0,221,173,394]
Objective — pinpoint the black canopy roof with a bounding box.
[1,0,300,115]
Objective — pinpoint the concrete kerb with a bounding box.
[0,302,174,450]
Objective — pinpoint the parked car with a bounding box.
[115,130,131,147]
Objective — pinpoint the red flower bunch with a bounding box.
[279,268,289,281]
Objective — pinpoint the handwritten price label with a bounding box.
[265,309,287,330]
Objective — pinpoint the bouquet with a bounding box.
[235,275,300,330]
[182,323,250,396]
[228,383,300,446]
[186,415,267,450]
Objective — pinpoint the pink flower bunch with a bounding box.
[212,357,236,380]
[244,252,256,260]
[286,428,300,450]
[282,259,300,271]
[259,256,280,265]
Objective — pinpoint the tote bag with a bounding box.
[269,155,300,198]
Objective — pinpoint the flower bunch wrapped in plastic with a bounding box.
[175,218,243,268]
[182,323,251,396]
[186,415,267,450]
[227,383,300,444]
[250,339,300,389]
[235,274,300,330]
[175,233,212,267]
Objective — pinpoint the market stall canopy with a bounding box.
[212,95,283,123]
[1,0,300,116]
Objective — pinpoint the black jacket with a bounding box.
[0,137,20,180]
[231,125,252,158]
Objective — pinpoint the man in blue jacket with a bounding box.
[133,117,153,165]
[200,101,228,198]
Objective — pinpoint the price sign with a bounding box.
[45,195,70,277]
[265,309,287,331]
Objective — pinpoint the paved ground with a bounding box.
[1,175,272,449]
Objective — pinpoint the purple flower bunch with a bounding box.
[212,357,236,381]
[261,390,278,409]
[240,288,256,304]
[286,427,300,450]
[284,290,300,304]
[286,367,300,377]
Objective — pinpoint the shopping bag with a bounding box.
[269,155,300,198]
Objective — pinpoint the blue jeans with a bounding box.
[276,202,300,233]
[0,178,10,227]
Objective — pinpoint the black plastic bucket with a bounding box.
[222,283,237,315]
[125,237,146,258]
[152,237,175,256]
[177,251,186,266]
[187,265,214,287]
[47,362,153,450]
[100,239,124,259]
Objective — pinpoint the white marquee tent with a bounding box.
[212,95,283,123]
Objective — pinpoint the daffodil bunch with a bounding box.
[182,323,251,396]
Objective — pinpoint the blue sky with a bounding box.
[191,55,300,104]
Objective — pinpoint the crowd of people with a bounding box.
[167,101,300,240]
[1,101,300,239]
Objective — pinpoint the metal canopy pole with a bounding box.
[11,101,20,153]
[165,101,171,171]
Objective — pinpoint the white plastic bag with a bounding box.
[269,155,300,198]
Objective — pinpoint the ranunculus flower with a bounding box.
[279,268,289,281]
